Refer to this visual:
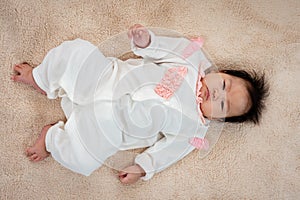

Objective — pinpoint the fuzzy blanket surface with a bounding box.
[1,0,299,199]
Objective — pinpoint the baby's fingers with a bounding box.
[127,29,133,39]
[118,170,127,177]
[119,173,129,183]
[128,24,146,38]
[120,175,135,184]
[129,24,144,31]
[133,27,147,37]
[128,24,142,38]
[11,75,20,82]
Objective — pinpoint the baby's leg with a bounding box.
[35,120,101,175]
[11,62,46,95]
[26,124,53,162]
[12,39,107,102]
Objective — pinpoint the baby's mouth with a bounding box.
[206,86,210,101]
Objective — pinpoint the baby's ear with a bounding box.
[210,117,225,122]
[217,118,226,122]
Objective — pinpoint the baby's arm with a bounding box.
[131,134,195,181]
[118,135,194,184]
[128,24,211,72]
[128,24,190,59]
[128,24,191,60]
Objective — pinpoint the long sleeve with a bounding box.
[134,133,195,181]
[131,31,212,72]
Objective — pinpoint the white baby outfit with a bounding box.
[32,31,211,180]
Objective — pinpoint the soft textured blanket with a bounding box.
[1,0,299,199]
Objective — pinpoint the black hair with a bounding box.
[220,69,269,124]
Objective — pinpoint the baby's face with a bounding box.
[199,72,251,120]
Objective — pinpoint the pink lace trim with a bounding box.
[191,62,208,150]
[195,62,206,124]
[154,37,209,150]
[182,37,204,59]
[154,66,188,99]
[189,137,209,150]
[182,37,207,124]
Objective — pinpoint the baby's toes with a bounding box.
[26,147,35,156]
[13,64,23,73]
[11,74,21,82]
[29,153,38,161]
[33,156,42,162]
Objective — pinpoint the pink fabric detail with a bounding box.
[154,66,188,99]
[190,37,204,47]
[189,137,209,150]
[196,75,203,104]
[195,62,206,124]
[182,37,204,59]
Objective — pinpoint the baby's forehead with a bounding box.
[229,91,251,116]
[225,75,252,116]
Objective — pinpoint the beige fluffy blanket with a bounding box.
[1,0,299,199]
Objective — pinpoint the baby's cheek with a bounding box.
[200,102,212,119]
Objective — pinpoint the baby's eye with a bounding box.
[222,80,226,90]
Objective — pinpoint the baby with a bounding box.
[12,24,268,184]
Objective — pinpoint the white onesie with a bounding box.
[32,31,211,180]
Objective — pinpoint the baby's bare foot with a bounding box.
[26,124,52,162]
[11,62,46,95]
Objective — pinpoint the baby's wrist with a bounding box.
[140,171,146,177]
[135,164,146,177]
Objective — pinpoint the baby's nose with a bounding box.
[212,89,219,101]
[212,88,225,101]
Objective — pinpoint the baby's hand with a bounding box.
[118,164,146,184]
[127,24,151,48]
